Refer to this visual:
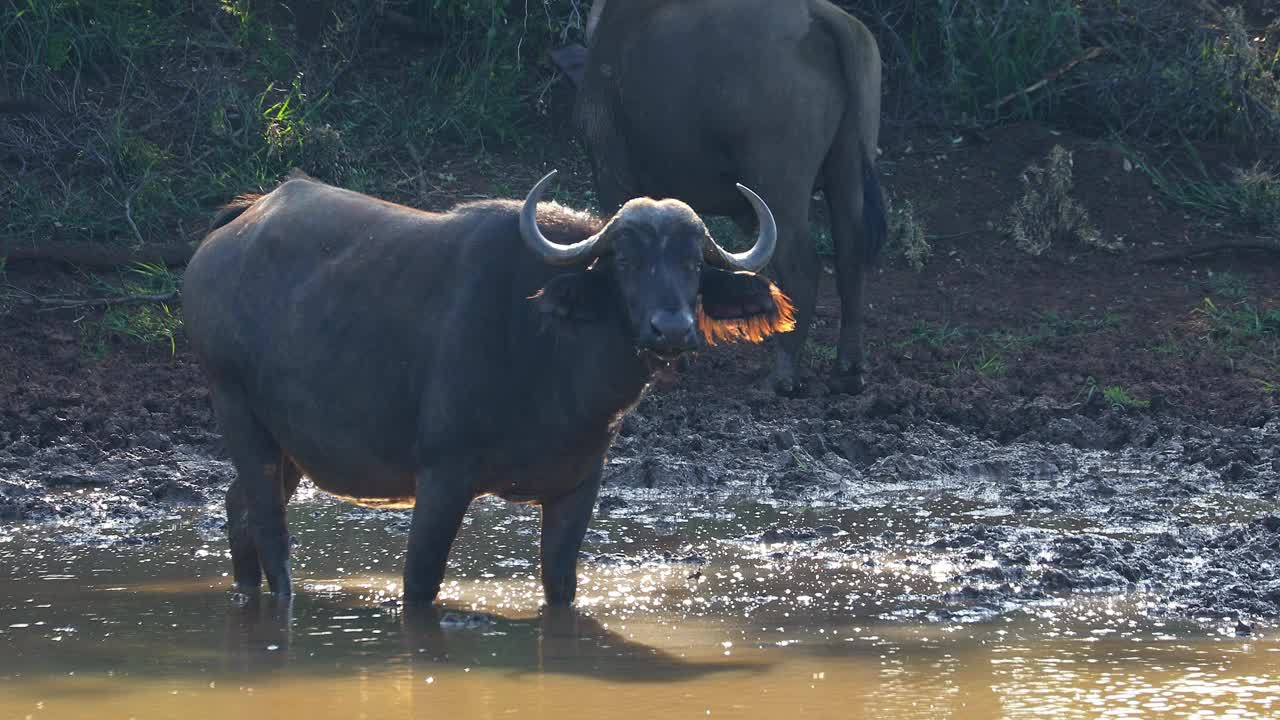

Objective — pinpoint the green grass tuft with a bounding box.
[1102,385,1150,408]
[82,262,183,355]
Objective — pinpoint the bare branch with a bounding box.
[123,179,146,246]
[989,46,1108,111]
[1,240,195,268]
[6,288,177,310]
[1144,241,1280,264]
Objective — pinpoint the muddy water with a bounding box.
[1,489,1276,720]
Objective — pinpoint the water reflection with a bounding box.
[2,496,1278,719]
[222,593,294,671]
[217,593,767,682]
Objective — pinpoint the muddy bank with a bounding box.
[600,377,1280,626]
[3,359,1277,627]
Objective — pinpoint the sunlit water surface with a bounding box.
[1,489,1275,719]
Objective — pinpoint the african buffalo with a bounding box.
[551,0,887,395]
[183,170,793,606]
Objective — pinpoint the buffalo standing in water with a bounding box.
[552,0,887,394]
[183,171,793,605]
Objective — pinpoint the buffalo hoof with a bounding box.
[769,372,810,397]
[826,371,864,395]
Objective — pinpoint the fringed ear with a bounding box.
[697,267,796,345]
[530,268,611,325]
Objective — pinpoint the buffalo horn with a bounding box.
[704,184,777,273]
[520,170,606,266]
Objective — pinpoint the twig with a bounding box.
[988,46,1108,111]
[406,142,429,199]
[124,183,145,246]
[926,229,981,241]
[9,290,177,310]
[0,240,195,268]
[1144,241,1280,264]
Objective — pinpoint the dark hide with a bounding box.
[183,175,790,608]
[548,44,587,87]
[561,0,887,394]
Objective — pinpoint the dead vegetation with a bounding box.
[884,191,930,271]
[1003,146,1119,256]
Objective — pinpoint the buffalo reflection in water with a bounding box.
[223,596,767,683]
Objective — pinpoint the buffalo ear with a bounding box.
[548,44,587,87]
[532,267,610,323]
[698,267,796,345]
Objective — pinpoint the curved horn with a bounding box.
[704,183,778,272]
[520,170,606,266]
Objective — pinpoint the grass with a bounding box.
[926,0,1087,120]
[1130,147,1280,239]
[80,262,183,356]
[1186,269,1280,378]
[1,0,581,252]
[895,318,966,349]
[1193,297,1280,353]
[893,310,1122,373]
[875,1,1278,145]
[972,348,1006,377]
[1153,333,1183,357]
[1205,270,1253,302]
[988,310,1122,351]
[1102,385,1150,409]
[1074,376,1151,408]
[806,340,838,368]
[3,0,1273,265]
[1170,271,1280,391]
[1070,371,1152,407]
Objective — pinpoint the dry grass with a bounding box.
[884,191,930,271]
[1003,145,1121,256]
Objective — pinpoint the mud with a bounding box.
[3,357,1275,627]
[600,381,1279,626]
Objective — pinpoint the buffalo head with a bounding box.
[522,171,795,360]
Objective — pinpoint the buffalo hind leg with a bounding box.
[824,145,883,395]
[226,480,261,590]
[539,460,604,606]
[213,388,296,595]
[404,465,473,605]
[226,454,302,590]
[825,173,867,394]
[759,198,819,396]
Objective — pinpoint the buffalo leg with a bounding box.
[825,166,868,395]
[404,466,473,605]
[762,200,819,396]
[212,388,294,595]
[226,480,262,589]
[539,460,604,606]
